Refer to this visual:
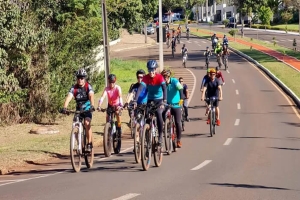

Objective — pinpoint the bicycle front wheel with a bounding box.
[153,135,163,167]
[84,133,94,169]
[141,124,152,171]
[209,111,213,137]
[103,122,112,157]
[164,118,172,155]
[113,122,121,154]
[134,124,142,163]
[70,127,82,172]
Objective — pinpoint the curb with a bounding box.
[109,38,121,46]
[229,47,300,109]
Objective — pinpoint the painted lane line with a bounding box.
[194,40,199,43]
[191,160,212,171]
[232,79,235,83]
[223,138,233,146]
[237,103,241,109]
[236,90,239,95]
[197,44,201,46]
[98,146,134,161]
[202,41,207,43]
[227,70,230,73]
[185,68,197,105]
[234,119,240,126]
[112,193,141,200]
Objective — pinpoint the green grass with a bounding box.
[0,59,146,172]
[191,31,300,99]
[271,24,299,31]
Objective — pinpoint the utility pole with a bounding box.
[102,0,110,87]
[159,0,164,72]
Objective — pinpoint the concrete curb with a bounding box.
[229,47,300,109]
[109,38,121,46]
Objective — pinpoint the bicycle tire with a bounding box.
[153,135,163,167]
[70,127,82,172]
[130,117,135,139]
[141,124,152,171]
[134,123,142,163]
[103,122,112,157]
[209,110,213,137]
[113,122,121,154]
[84,134,94,169]
[172,48,174,58]
[213,110,216,135]
[172,118,177,152]
[181,108,185,132]
[164,117,172,155]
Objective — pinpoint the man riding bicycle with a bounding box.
[214,43,223,68]
[133,60,167,150]
[161,69,184,148]
[211,33,218,49]
[222,45,230,68]
[223,34,229,48]
[204,46,212,68]
[62,69,95,152]
[171,36,177,52]
[179,77,190,122]
[201,68,223,126]
[181,44,188,65]
[97,74,124,133]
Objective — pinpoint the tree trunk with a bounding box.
[144,23,147,43]
[299,9,300,34]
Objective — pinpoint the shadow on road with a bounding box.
[189,105,206,109]
[268,147,300,151]
[210,183,291,190]
[281,122,300,127]
[181,133,206,138]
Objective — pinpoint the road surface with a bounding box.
[0,34,299,200]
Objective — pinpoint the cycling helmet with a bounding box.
[207,68,211,73]
[183,44,186,47]
[76,68,87,77]
[209,68,216,74]
[161,69,171,77]
[147,60,158,70]
[136,69,145,77]
[206,46,209,49]
[108,74,116,83]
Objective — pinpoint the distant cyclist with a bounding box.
[223,34,229,48]
[204,46,212,68]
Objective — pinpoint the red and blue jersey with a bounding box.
[141,73,165,100]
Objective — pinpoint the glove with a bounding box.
[123,102,129,109]
[61,108,67,114]
[132,101,137,109]
[179,99,184,106]
[90,106,95,112]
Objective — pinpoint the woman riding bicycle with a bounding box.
[97,74,124,133]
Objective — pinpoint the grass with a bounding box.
[191,31,300,99]
[271,24,299,31]
[0,58,146,172]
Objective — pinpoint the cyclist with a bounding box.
[204,46,212,68]
[222,45,230,67]
[133,60,167,150]
[166,31,171,46]
[214,42,223,69]
[179,77,190,122]
[62,69,95,152]
[223,34,229,48]
[211,33,218,49]
[215,67,225,85]
[97,74,124,133]
[124,69,147,119]
[200,68,211,92]
[186,25,190,38]
[172,28,176,38]
[171,35,177,52]
[201,68,223,126]
[161,69,184,148]
[181,44,188,66]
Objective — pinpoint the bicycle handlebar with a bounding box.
[60,109,95,115]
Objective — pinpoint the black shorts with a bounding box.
[205,98,219,107]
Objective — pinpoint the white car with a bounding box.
[142,24,155,34]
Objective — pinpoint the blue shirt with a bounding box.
[129,83,147,104]
[166,77,183,108]
[201,75,210,88]
[141,73,165,100]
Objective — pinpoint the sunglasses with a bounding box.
[148,69,155,73]
[179,81,183,83]
[77,77,85,80]
[137,76,143,79]
[210,73,216,76]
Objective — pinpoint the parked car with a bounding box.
[142,23,155,34]
[227,17,237,28]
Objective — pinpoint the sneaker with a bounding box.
[206,119,210,124]
[216,119,221,126]
[86,143,93,152]
[186,117,190,122]
[177,141,182,148]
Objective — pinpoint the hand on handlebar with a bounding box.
[219,97,223,101]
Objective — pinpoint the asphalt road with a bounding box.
[0,34,300,200]
[189,24,300,50]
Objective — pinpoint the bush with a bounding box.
[228,29,238,37]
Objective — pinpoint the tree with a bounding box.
[258,6,273,29]
[141,0,159,43]
[284,0,300,33]
[281,10,293,24]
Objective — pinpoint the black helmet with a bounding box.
[147,60,158,70]
[136,69,145,77]
[76,68,87,77]
[108,74,116,83]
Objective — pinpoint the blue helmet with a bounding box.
[147,60,158,70]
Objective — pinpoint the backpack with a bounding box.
[74,82,89,98]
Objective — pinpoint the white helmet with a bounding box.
[76,68,87,77]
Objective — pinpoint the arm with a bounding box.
[220,72,225,82]
[118,86,123,106]
[63,93,73,108]
[201,86,207,100]
[200,76,206,89]
[218,85,223,100]
[134,83,146,102]
[186,87,189,99]
[175,80,184,99]
[162,83,167,101]
[125,84,135,104]
[97,88,107,108]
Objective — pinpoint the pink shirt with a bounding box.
[104,85,122,106]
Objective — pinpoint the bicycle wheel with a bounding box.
[212,110,216,135]
[209,111,213,137]
[153,135,163,167]
[103,122,112,157]
[84,132,94,169]
[113,122,121,154]
[164,117,172,155]
[225,59,228,70]
[172,48,174,58]
[172,119,177,152]
[70,127,82,172]
[130,116,135,139]
[141,124,152,171]
[181,108,185,132]
[134,123,142,163]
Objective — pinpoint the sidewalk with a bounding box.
[110,29,156,54]
[190,27,300,71]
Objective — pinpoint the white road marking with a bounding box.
[232,79,235,83]
[234,119,240,126]
[223,138,233,146]
[112,193,141,200]
[187,40,192,43]
[236,90,239,95]
[194,40,199,43]
[237,103,241,109]
[280,40,285,42]
[226,70,230,73]
[191,160,212,171]
[202,41,207,43]
[98,146,134,161]
[185,68,197,105]
[288,39,293,42]
[197,44,201,47]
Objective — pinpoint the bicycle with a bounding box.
[216,54,222,69]
[100,106,122,157]
[222,55,229,70]
[172,45,175,58]
[205,56,210,69]
[140,101,163,171]
[127,104,147,164]
[60,109,95,172]
[206,97,219,137]
[186,31,190,40]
